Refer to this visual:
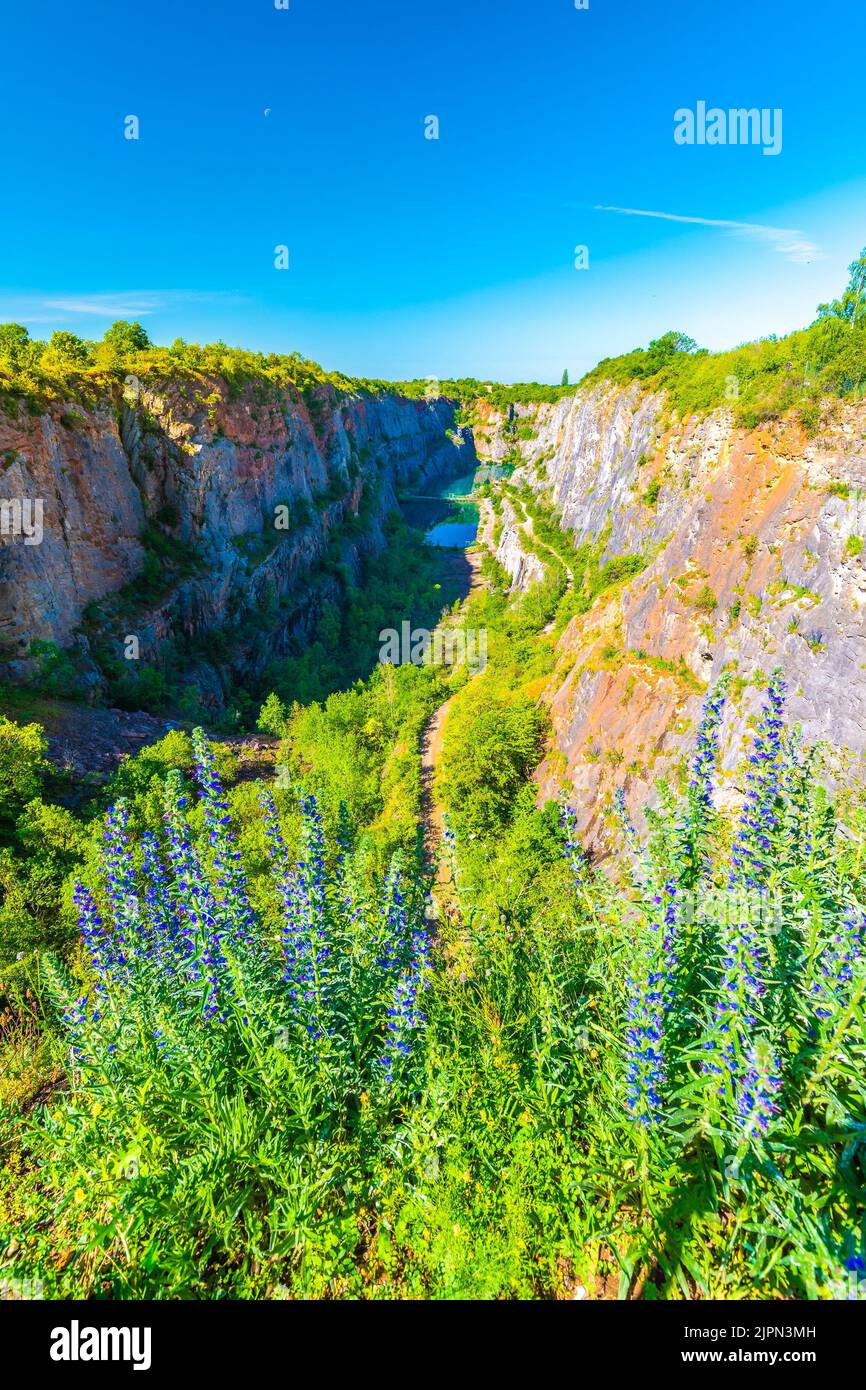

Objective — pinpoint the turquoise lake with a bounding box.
[400,470,479,548]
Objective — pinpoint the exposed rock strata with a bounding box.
[0,379,473,703]
[484,386,866,847]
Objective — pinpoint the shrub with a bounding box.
[437,683,547,837]
[0,718,48,837]
[257,692,288,738]
[691,583,717,614]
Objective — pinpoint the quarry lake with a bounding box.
[400,469,479,548]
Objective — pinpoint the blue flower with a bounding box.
[729,671,787,891]
[736,1041,782,1139]
[689,673,730,815]
[560,796,589,883]
[625,879,678,1126]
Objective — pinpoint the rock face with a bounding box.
[0,377,473,703]
[5,362,865,835]
[486,385,866,847]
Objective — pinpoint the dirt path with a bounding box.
[509,492,574,635]
[418,545,486,887]
[419,694,454,882]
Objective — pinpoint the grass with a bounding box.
[1,669,864,1299]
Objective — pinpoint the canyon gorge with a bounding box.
[3,367,866,842]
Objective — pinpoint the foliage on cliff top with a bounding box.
[0,320,373,413]
[0,320,574,417]
[2,243,863,423]
[383,378,575,410]
[580,248,866,428]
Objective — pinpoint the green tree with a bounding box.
[0,717,48,839]
[647,330,698,365]
[817,246,866,327]
[44,331,92,368]
[102,320,152,355]
[0,322,34,371]
[438,686,546,836]
[257,692,288,738]
[561,368,569,386]
[28,640,78,697]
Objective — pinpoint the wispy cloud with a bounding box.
[41,293,166,317]
[594,205,824,264]
[0,289,248,325]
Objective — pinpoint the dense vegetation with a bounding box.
[0,318,364,411]
[2,664,865,1299]
[3,445,865,1299]
[0,318,575,417]
[580,248,866,430]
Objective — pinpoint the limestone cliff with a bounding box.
[0,377,473,705]
[483,385,866,847]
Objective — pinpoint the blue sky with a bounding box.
[1,0,862,382]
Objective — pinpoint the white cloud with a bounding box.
[41,293,165,317]
[0,290,247,326]
[594,205,824,264]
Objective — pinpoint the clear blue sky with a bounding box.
[1,0,863,382]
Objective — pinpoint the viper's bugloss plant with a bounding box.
[5,676,865,1302]
[597,670,866,1296]
[689,670,730,817]
[560,795,588,885]
[11,736,432,1297]
[624,880,677,1127]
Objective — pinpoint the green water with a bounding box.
[400,470,479,548]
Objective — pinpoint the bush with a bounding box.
[0,718,47,837]
[437,682,546,837]
[692,583,717,614]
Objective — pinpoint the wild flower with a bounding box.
[192,728,256,946]
[625,965,666,1126]
[140,830,180,977]
[730,670,787,890]
[736,1040,782,1140]
[441,815,457,881]
[293,791,331,1034]
[163,771,232,1022]
[702,918,767,1087]
[699,674,783,1104]
[380,888,431,1085]
[101,801,137,968]
[258,783,330,1036]
[625,879,678,1126]
[72,881,112,1000]
[779,725,804,797]
[378,860,409,974]
[560,796,588,883]
[811,911,866,1019]
[688,672,730,816]
[298,791,327,925]
[613,786,640,855]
